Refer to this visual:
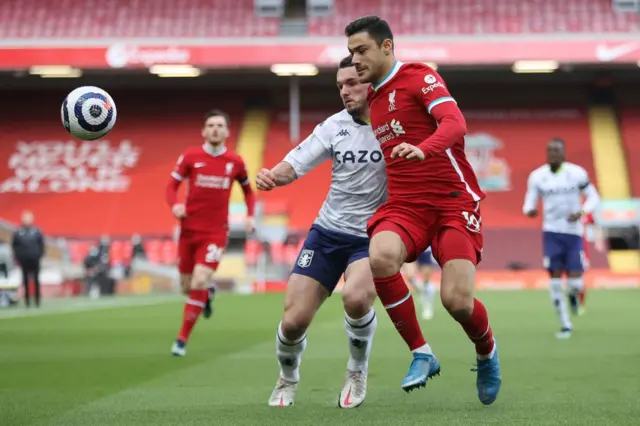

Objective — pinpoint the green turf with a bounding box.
[1,290,639,425]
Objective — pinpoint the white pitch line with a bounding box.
[0,294,181,320]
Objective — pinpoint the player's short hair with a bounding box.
[344,16,394,46]
[549,137,565,147]
[204,109,230,127]
[339,55,354,69]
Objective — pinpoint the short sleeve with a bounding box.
[415,68,457,115]
[235,158,250,186]
[577,167,590,190]
[171,152,190,181]
[283,121,332,178]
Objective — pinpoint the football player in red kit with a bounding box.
[165,109,255,356]
[345,16,501,404]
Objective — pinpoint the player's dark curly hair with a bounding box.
[339,55,353,68]
[344,16,394,46]
[204,109,230,127]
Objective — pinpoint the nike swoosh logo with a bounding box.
[194,162,206,168]
[595,42,638,62]
[343,386,352,406]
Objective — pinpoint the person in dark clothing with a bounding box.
[11,211,45,307]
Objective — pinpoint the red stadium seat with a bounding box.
[67,241,93,264]
[308,0,640,36]
[244,239,263,266]
[284,243,300,266]
[0,0,280,38]
[143,239,163,264]
[269,242,286,265]
[160,240,177,265]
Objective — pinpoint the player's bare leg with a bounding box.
[269,273,328,407]
[549,270,573,338]
[338,258,378,408]
[438,228,501,405]
[179,274,191,295]
[172,264,213,356]
[566,271,584,317]
[369,230,440,392]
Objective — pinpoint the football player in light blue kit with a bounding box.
[523,138,600,339]
[256,56,386,408]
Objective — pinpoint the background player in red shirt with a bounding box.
[165,109,255,356]
[346,16,501,405]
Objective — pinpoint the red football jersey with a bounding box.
[171,144,250,233]
[368,62,485,208]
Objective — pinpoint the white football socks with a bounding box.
[275,322,307,383]
[344,308,377,373]
[566,277,584,295]
[549,278,572,330]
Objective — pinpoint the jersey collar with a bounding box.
[352,116,368,126]
[548,162,564,174]
[372,60,403,91]
[202,143,227,157]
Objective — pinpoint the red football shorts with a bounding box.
[367,200,483,266]
[177,229,228,274]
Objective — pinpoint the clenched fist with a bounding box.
[256,168,277,191]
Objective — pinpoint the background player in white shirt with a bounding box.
[523,138,600,339]
[403,248,437,320]
[256,56,386,408]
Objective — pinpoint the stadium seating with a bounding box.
[0,0,280,38]
[309,0,640,35]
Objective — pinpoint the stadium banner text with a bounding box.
[0,40,638,68]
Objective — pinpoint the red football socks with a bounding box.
[374,272,427,351]
[578,289,586,306]
[458,298,495,356]
[177,289,209,342]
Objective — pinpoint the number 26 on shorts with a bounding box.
[205,244,224,263]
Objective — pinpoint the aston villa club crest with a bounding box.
[297,249,314,268]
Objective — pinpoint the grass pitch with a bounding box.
[1,290,638,425]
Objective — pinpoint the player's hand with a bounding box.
[172,203,186,219]
[245,217,256,234]
[256,168,277,191]
[525,209,538,218]
[391,143,425,161]
[567,212,582,222]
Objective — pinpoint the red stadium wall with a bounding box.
[464,108,597,229]
[0,90,241,237]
